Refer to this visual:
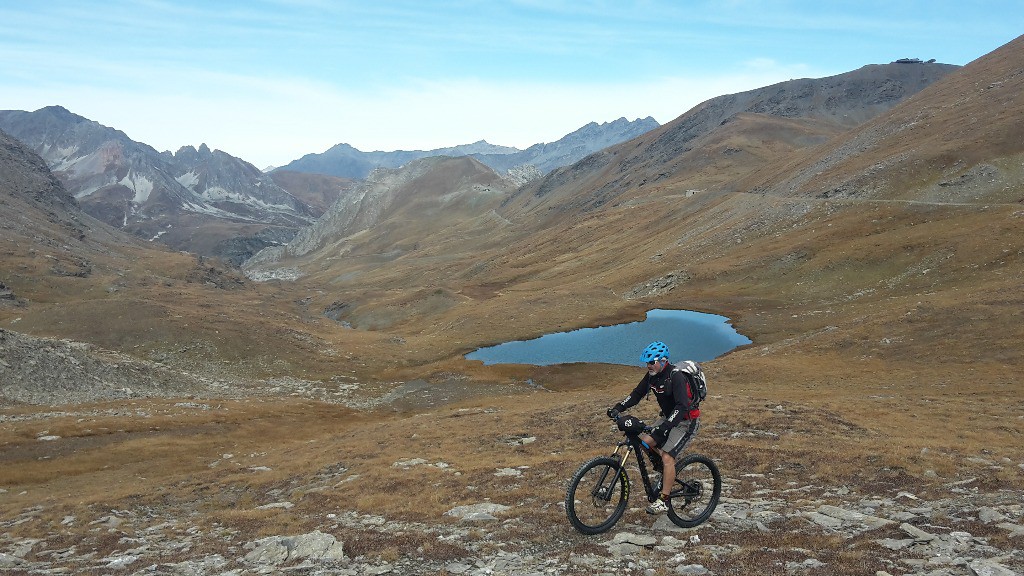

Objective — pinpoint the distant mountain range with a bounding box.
[244,61,967,292]
[471,117,661,175]
[273,140,518,179]
[0,61,962,266]
[0,108,659,262]
[272,116,660,179]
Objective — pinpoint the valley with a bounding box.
[1,37,1023,575]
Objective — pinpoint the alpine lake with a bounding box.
[465,309,751,366]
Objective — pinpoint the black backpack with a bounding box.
[673,361,707,406]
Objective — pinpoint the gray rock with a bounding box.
[460,512,500,522]
[651,514,697,532]
[978,507,1007,523]
[876,538,915,550]
[0,553,25,568]
[675,564,711,575]
[290,530,345,561]
[256,501,294,510]
[661,535,687,549]
[995,522,1024,538]
[7,538,39,558]
[445,561,473,574]
[814,504,893,530]
[243,530,344,565]
[158,554,230,575]
[786,558,826,571]
[568,553,603,568]
[900,523,938,542]
[611,532,658,547]
[607,542,647,557]
[968,558,1018,576]
[90,514,123,529]
[243,538,290,565]
[444,503,511,520]
[101,554,140,569]
[805,511,845,529]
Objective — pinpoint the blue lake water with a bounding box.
[465,309,751,366]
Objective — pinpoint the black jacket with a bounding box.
[614,363,699,425]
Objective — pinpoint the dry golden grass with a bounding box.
[3,373,1015,538]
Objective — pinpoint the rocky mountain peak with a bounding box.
[37,104,80,122]
[0,109,318,263]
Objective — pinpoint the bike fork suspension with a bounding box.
[593,446,633,499]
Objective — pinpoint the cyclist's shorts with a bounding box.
[653,417,700,458]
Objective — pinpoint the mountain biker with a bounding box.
[607,341,701,515]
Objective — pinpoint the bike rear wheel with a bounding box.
[565,456,629,535]
[666,453,721,528]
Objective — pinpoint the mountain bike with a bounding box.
[565,413,721,535]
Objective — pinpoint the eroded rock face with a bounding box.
[0,107,317,260]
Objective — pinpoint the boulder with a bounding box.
[243,530,344,565]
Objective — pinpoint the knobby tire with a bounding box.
[565,456,629,535]
[665,453,721,528]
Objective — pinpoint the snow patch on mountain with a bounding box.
[121,173,154,203]
[176,171,200,189]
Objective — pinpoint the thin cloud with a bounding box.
[1,1,1020,168]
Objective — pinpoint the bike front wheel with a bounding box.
[666,453,721,528]
[565,456,630,535]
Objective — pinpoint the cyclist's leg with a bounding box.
[644,417,674,497]
[660,418,700,496]
[640,418,666,472]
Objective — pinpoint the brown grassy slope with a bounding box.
[0,131,397,385]
[496,61,958,221]
[235,37,1024,502]
[266,37,1024,375]
[741,34,1024,203]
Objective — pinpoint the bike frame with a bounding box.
[606,434,661,503]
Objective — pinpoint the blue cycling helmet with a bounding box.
[640,341,670,363]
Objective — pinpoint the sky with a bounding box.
[1,1,1020,169]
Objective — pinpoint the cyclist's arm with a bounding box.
[611,376,651,413]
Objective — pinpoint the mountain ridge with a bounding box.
[273,117,660,179]
[498,61,960,220]
[742,38,1024,204]
[246,155,514,279]
[1,108,662,263]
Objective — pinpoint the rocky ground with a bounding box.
[1,451,1021,575]
[2,395,1022,576]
